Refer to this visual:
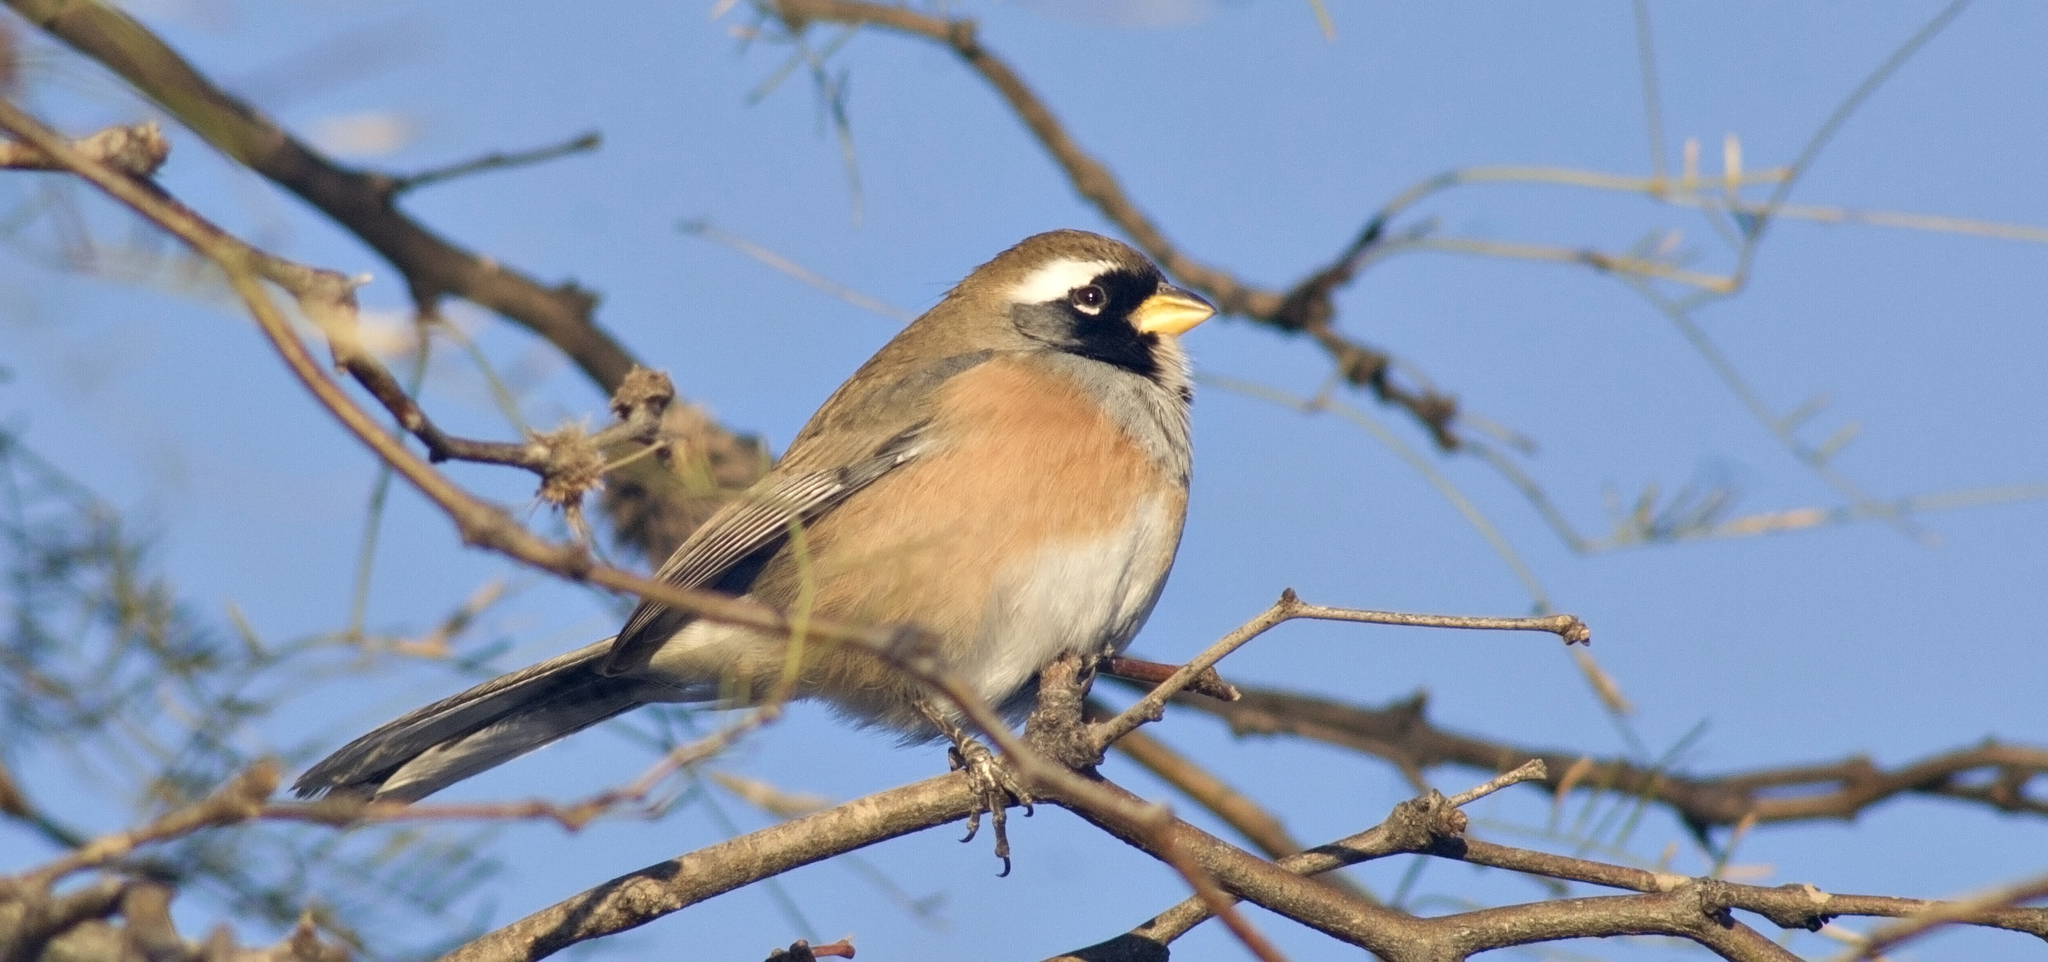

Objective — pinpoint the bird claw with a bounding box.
[947,735,1031,874]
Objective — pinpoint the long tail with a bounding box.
[293,639,677,803]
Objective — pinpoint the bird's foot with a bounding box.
[1026,650,1104,770]
[949,735,1032,875]
[917,698,1032,874]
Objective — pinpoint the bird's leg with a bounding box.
[1026,650,1104,770]
[916,698,1030,873]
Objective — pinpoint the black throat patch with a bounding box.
[1010,267,1164,381]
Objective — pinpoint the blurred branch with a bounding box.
[0,96,952,661]
[391,130,600,195]
[1146,680,2048,832]
[2,763,353,962]
[0,106,1297,962]
[23,762,277,886]
[765,0,1461,450]
[1839,870,2048,960]
[269,708,779,832]
[4,0,639,389]
[0,879,349,962]
[1199,373,1556,608]
[1093,699,1380,905]
[3,0,765,559]
[0,118,164,175]
[0,758,91,851]
[680,219,915,322]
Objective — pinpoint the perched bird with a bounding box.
[294,230,1215,803]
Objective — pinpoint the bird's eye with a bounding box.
[1069,284,1107,314]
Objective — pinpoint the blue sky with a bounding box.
[3,1,2045,959]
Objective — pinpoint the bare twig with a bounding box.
[267,709,780,832]
[1154,681,2048,830]
[1094,590,1587,752]
[1099,655,1238,702]
[765,0,1458,448]
[1445,758,1548,807]
[392,131,601,194]
[1836,870,2048,960]
[6,0,765,561]
[0,97,966,664]
[24,762,277,886]
[4,0,639,388]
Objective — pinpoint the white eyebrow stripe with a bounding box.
[1006,258,1119,304]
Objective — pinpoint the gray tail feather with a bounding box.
[293,638,685,803]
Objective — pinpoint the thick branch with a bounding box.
[1063,771,2047,962]
[440,774,980,962]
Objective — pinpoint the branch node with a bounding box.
[0,120,169,177]
[530,423,608,508]
[1744,882,1836,932]
[554,279,600,317]
[608,366,677,423]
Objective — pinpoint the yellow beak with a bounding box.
[1130,285,1216,336]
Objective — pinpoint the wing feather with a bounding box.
[600,427,926,673]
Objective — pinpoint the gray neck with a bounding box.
[1041,342,1193,484]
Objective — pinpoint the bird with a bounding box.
[293,229,1215,804]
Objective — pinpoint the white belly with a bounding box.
[959,496,1180,708]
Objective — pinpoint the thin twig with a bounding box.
[766,0,1458,448]
[0,97,965,667]
[391,131,601,194]
[268,708,777,831]
[25,762,277,885]
[1094,589,1587,752]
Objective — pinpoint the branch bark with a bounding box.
[1154,681,2048,831]
[438,774,980,962]
[4,0,766,559]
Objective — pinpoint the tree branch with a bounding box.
[1153,681,2048,831]
[1056,768,2047,962]
[0,98,955,659]
[1093,589,1586,752]
[4,0,766,559]
[767,0,1463,449]
[391,131,601,195]
[439,774,980,962]
[0,118,164,175]
[7,0,636,389]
